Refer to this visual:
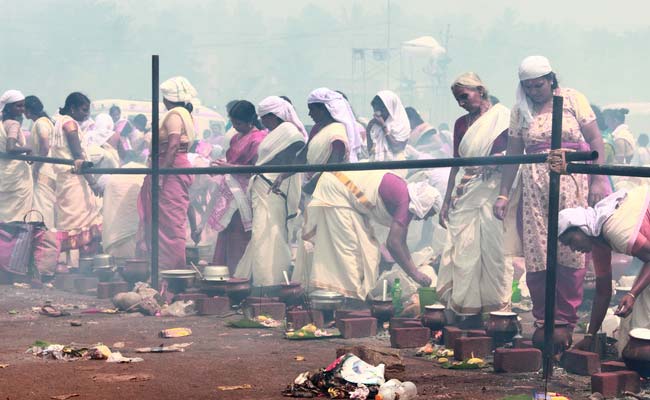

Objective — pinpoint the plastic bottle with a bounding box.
[377,379,417,400]
[391,278,403,316]
[511,280,521,303]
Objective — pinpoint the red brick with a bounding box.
[336,310,371,331]
[466,329,488,337]
[244,296,280,305]
[97,281,129,299]
[340,317,378,339]
[454,337,492,361]
[195,296,230,315]
[390,327,430,349]
[287,310,311,330]
[310,310,325,328]
[514,339,534,349]
[591,371,640,397]
[493,348,542,373]
[561,349,600,376]
[443,326,463,349]
[247,302,286,321]
[73,276,98,295]
[600,361,628,373]
[389,318,423,329]
[173,292,208,302]
[57,273,83,292]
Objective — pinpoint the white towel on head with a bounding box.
[407,181,442,219]
[558,189,628,237]
[257,96,307,140]
[514,55,553,129]
[256,122,306,166]
[160,76,198,104]
[0,90,25,113]
[307,87,362,162]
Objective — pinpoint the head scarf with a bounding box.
[514,55,553,129]
[0,90,25,113]
[376,90,410,142]
[558,189,628,237]
[257,96,308,140]
[407,181,442,219]
[85,113,115,147]
[160,76,198,104]
[256,122,306,166]
[451,72,485,90]
[307,87,362,161]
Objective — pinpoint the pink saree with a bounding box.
[137,152,194,270]
[208,128,267,273]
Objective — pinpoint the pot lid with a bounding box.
[93,254,112,260]
[309,290,344,300]
[161,269,196,278]
[203,276,229,282]
[426,304,446,310]
[630,328,650,340]
[490,311,517,317]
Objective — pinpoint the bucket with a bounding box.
[417,287,438,313]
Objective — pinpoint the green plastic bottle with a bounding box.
[391,278,403,316]
[511,280,521,303]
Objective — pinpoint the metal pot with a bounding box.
[532,320,573,355]
[93,254,113,268]
[309,290,344,311]
[278,282,305,307]
[486,311,520,348]
[421,304,447,332]
[225,278,252,305]
[161,269,197,293]
[202,265,230,281]
[94,266,116,282]
[622,328,650,378]
[118,259,150,286]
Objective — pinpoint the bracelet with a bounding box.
[626,292,636,300]
[496,195,509,201]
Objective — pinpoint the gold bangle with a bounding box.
[626,292,636,300]
[497,195,509,201]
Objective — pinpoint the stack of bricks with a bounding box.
[246,301,287,321]
[195,296,230,315]
[591,370,640,398]
[561,349,600,376]
[287,309,325,329]
[493,348,542,373]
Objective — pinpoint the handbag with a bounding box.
[0,210,47,276]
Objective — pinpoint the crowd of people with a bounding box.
[1,55,649,348]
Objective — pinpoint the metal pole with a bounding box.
[84,151,596,176]
[567,163,650,178]
[543,95,564,379]
[151,55,160,290]
[386,0,390,88]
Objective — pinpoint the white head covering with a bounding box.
[407,181,442,219]
[558,189,628,237]
[451,72,485,90]
[257,96,308,140]
[307,87,362,161]
[160,76,198,104]
[514,55,554,129]
[376,90,410,142]
[256,122,306,166]
[0,90,25,113]
[85,113,115,147]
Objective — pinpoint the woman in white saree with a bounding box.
[437,73,513,322]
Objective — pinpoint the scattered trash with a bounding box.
[88,345,112,360]
[81,308,118,314]
[283,354,384,398]
[106,352,144,363]
[228,316,281,329]
[533,392,570,400]
[216,384,253,391]
[50,394,80,400]
[112,342,125,349]
[92,373,153,383]
[377,379,417,400]
[160,301,195,317]
[28,343,88,361]
[13,282,30,289]
[285,323,340,339]
[39,305,70,317]
[135,343,192,353]
[112,292,143,311]
[295,355,305,361]
[70,321,82,327]
[159,327,192,338]
[0,364,9,368]
[8,310,18,315]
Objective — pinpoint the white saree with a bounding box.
[437,104,513,315]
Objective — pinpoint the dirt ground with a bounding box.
[0,285,623,400]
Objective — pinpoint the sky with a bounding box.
[2,0,649,126]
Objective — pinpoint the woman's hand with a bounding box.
[615,293,636,317]
[493,197,509,221]
[211,159,232,167]
[413,271,432,288]
[72,159,85,174]
[269,174,287,195]
[588,178,610,206]
[438,201,449,229]
[573,336,593,352]
[191,229,202,246]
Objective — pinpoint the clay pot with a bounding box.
[93,254,113,268]
[421,304,447,332]
[225,278,252,305]
[118,259,150,287]
[370,299,395,325]
[622,328,650,378]
[200,279,228,297]
[278,282,305,307]
[79,257,95,276]
[486,311,520,347]
[532,320,573,355]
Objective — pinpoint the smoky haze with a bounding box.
[2,0,649,125]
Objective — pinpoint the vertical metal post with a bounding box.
[151,55,160,290]
[543,95,564,378]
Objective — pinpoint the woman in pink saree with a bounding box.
[206,100,267,274]
[137,77,197,270]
